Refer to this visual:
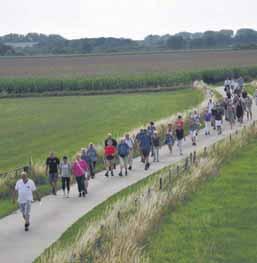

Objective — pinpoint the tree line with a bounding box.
[1,28,257,55]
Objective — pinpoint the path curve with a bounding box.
[0,87,256,263]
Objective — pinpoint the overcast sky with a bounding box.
[1,0,256,40]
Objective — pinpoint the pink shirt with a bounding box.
[72,160,88,177]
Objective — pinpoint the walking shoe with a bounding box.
[79,192,82,197]
[25,223,29,232]
[111,171,114,176]
[82,192,85,197]
[105,172,109,177]
[125,170,128,176]
[128,166,132,170]
[119,172,123,177]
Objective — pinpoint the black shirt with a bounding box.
[104,138,117,147]
[46,157,60,173]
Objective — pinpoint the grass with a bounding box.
[0,88,203,172]
[144,139,257,263]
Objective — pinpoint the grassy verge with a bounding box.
[35,121,257,263]
[144,139,257,263]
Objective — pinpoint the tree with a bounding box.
[166,35,186,49]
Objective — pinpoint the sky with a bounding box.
[1,0,257,40]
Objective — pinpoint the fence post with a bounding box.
[169,169,172,185]
[184,157,189,171]
[190,152,193,164]
[204,147,207,156]
[193,151,197,164]
[117,211,121,223]
[159,177,163,190]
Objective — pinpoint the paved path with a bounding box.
[0,87,256,263]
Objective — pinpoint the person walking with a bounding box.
[236,97,244,124]
[72,154,89,197]
[46,152,60,195]
[152,131,161,162]
[117,139,130,176]
[226,97,236,129]
[254,88,257,106]
[175,115,184,155]
[147,121,156,157]
[59,156,72,198]
[124,134,134,170]
[204,109,212,135]
[215,104,224,135]
[136,129,145,163]
[245,95,253,121]
[86,143,98,179]
[13,171,40,231]
[139,129,152,170]
[104,141,116,177]
[165,123,174,154]
[104,133,118,169]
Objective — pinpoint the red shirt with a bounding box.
[104,145,116,156]
[175,119,184,129]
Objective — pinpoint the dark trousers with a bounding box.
[89,161,96,177]
[61,177,70,192]
[76,176,85,193]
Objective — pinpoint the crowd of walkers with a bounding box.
[13,77,257,231]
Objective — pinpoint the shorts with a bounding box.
[141,149,150,158]
[190,129,197,137]
[119,156,128,167]
[19,201,31,219]
[49,173,58,184]
[106,155,114,161]
[215,120,222,127]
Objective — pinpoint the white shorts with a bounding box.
[215,120,222,127]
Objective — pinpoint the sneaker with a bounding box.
[79,193,82,198]
[128,166,132,170]
[82,192,85,197]
[25,223,29,232]
[111,171,114,176]
[105,172,109,177]
[119,172,123,177]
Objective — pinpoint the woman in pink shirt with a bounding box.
[72,154,89,197]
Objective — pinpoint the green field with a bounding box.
[145,139,257,263]
[0,88,203,172]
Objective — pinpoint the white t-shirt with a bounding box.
[15,179,36,203]
[125,138,133,150]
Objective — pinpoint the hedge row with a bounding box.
[1,66,257,95]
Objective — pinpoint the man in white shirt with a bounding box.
[14,171,40,231]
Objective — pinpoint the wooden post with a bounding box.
[169,169,172,185]
[176,165,179,176]
[184,157,189,171]
[193,151,197,164]
[204,147,207,156]
[190,152,193,164]
[159,177,163,190]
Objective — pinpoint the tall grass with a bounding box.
[1,66,257,96]
[36,118,257,263]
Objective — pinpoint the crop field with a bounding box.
[1,50,257,78]
[0,88,203,173]
[144,139,257,263]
